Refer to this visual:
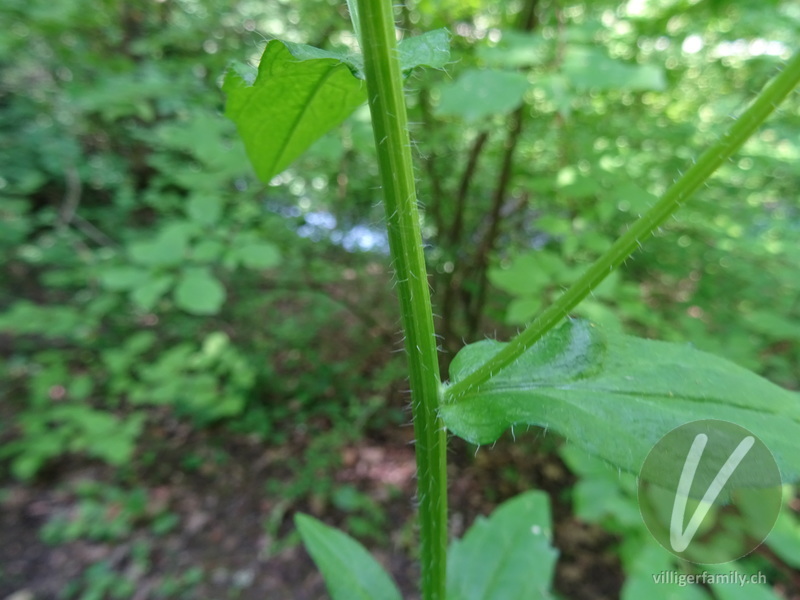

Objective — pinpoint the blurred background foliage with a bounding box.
[1,0,799,598]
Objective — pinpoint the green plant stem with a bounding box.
[355,1,447,599]
[446,50,800,402]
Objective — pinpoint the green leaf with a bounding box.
[397,29,451,72]
[98,266,149,291]
[489,251,565,296]
[627,576,710,600]
[173,267,226,315]
[130,274,174,311]
[744,310,800,341]
[765,506,800,568]
[447,491,558,600]
[561,446,641,529]
[506,297,542,325]
[281,41,357,66]
[706,565,783,600]
[435,69,529,122]
[186,194,223,226]
[223,40,367,182]
[563,46,666,92]
[534,73,573,116]
[231,241,281,270]
[128,223,191,267]
[255,31,450,82]
[441,319,800,482]
[621,543,712,600]
[9,437,63,480]
[295,513,402,600]
[477,31,549,68]
[191,239,225,262]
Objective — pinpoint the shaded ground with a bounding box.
[0,405,624,600]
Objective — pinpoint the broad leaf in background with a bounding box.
[441,319,800,483]
[397,29,451,74]
[227,236,281,270]
[435,69,529,122]
[620,544,712,600]
[476,31,549,68]
[223,41,367,183]
[706,564,785,600]
[282,30,451,77]
[98,267,173,312]
[565,452,714,600]
[295,513,402,600]
[762,494,800,569]
[279,41,362,68]
[447,491,557,600]
[173,267,226,315]
[0,408,144,480]
[98,266,149,292]
[563,46,666,92]
[186,194,223,227]
[128,222,191,267]
[223,31,450,183]
[560,445,641,530]
[130,274,174,312]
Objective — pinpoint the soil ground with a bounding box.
[0,410,624,600]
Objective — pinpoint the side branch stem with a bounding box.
[446,50,800,401]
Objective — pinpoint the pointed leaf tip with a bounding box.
[295,513,402,600]
[223,40,367,183]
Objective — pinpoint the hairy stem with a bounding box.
[445,50,800,401]
[356,1,447,599]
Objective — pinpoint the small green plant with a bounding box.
[332,484,390,544]
[561,445,800,598]
[62,560,138,600]
[223,2,800,598]
[40,481,179,545]
[152,566,205,599]
[40,482,204,600]
[60,543,203,600]
[0,358,144,480]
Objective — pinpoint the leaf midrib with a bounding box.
[458,384,799,419]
